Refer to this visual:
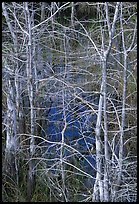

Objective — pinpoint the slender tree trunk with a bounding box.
[93,81,104,202]
[4,78,18,201]
[71,2,75,27]
[60,34,68,202]
[103,57,110,202]
[2,2,19,200]
[114,4,127,196]
[41,2,45,22]
[93,3,120,201]
[24,2,35,201]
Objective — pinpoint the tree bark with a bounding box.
[24,2,35,201]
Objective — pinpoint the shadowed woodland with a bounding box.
[2,2,137,202]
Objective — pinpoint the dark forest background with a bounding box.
[2,2,137,202]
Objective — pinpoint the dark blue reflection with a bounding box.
[45,94,97,143]
[41,91,99,177]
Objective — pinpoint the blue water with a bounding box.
[40,93,98,179]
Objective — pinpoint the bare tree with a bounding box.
[2,2,137,202]
[2,2,20,200]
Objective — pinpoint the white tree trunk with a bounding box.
[2,4,19,197]
[93,2,121,201]
[93,81,104,202]
[113,4,128,197]
[24,2,35,201]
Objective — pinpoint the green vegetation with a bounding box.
[2,2,137,202]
